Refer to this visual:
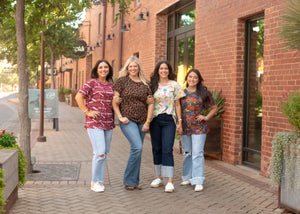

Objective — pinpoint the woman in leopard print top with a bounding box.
[113,56,154,190]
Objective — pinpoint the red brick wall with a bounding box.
[55,0,300,176]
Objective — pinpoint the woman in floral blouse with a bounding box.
[149,61,185,193]
[180,69,217,192]
[112,56,154,191]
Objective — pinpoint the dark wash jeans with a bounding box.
[150,113,176,168]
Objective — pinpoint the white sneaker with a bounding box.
[91,182,105,192]
[164,182,175,193]
[195,184,203,192]
[180,181,190,186]
[150,178,163,188]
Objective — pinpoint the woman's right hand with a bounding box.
[113,95,122,105]
[146,95,154,105]
[86,110,100,119]
[119,116,129,124]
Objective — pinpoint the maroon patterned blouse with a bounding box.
[79,79,115,130]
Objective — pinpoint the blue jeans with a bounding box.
[120,120,145,186]
[181,134,207,185]
[150,114,176,178]
[87,128,113,184]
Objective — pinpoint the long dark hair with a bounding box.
[186,69,211,108]
[150,61,175,94]
[91,59,113,82]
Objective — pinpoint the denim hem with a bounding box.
[190,177,205,185]
[182,175,192,182]
[154,164,162,176]
[162,166,174,178]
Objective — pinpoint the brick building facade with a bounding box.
[54,0,300,176]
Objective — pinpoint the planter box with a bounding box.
[205,117,223,160]
[58,93,65,102]
[0,149,18,214]
[280,139,300,213]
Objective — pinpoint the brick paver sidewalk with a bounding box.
[9,102,281,214]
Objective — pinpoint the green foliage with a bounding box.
[255,92,262,116]
[205,90,226,118]
[58,86,65,95]
[63,88,71,95]
[0,168,6,214]
[279,0,300,50]
[269,132,300,189]
[279,90,300,134]
[108,0,134,20]
[0,129,27,187]
[256,19,264,58]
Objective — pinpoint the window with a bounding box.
[135,0,141,6]
[133,52,139,58]
[98,13,102,35]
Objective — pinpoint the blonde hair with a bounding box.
[119,56,149,86]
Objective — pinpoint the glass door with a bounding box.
[175,32,195,86]
[243,18,264,169]
[167,3,195,84]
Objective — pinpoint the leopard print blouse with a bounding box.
[113,76,152,124]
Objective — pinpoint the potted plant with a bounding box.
[58,86,65,102]
[269,90,300,212]
[204,89,226,160]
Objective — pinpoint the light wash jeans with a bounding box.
[87,128,113,184]
[181,134,207,185]
[120,120,145,187]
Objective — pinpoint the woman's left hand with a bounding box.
[176,123,183,135]
[195,115,207,122]
[142,123,150,132]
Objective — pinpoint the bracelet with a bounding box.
[83,109,88,113]
[205,116,209,121]
[178,119,182,122]
[146,120,151,124]
[118,114,122,119]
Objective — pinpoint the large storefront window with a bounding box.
[167,3,195,86]
[243,17,264,169]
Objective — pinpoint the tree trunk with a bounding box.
[15,0,32,173]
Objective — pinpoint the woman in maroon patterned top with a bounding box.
[113,56,154,190]
[75,59,115,193]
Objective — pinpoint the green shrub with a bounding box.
[63,88,71,95]
[58,86,65,95]
[279,90,300,135]
[0,168,6,214]
[204,89,226,118]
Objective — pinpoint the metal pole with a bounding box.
[37,7,46,142]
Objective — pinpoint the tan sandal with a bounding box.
[124,185,134,190]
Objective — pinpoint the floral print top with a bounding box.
[181,89,215,135]
[153,80,185,120]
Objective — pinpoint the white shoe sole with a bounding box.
[91,187,105,192]
[195,187,203,192]
[180,182,190,186]
[151,182,163,188]
[164,188,174,193]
